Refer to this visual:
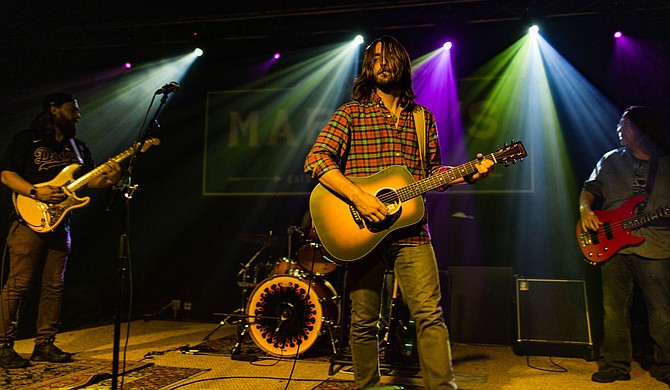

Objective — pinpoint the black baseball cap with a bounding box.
[42,92,77,112]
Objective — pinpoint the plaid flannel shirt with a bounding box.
[304,94,444,245]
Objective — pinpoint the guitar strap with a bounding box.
[413,106,426,172]
[68,138,85,166]
[644,157,659,207]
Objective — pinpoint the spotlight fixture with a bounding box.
[273,52,281,60]
[193,48,204,57]
[354,35,364,45]
[123,62,132,69]
[614,31,622,38]
[529,25,539,35]
[443,41,452,50]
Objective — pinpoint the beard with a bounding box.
[374,70,400,93]
[55,117,78,139]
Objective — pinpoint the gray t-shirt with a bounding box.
[583,147,670,259]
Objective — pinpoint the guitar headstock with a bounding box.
[137,137,161,153]
[492,140,527,166]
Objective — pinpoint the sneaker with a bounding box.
[0,341,31,369]
[591,366,631,383]
[30,338,73,363]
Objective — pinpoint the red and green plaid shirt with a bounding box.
[304,94,444,245]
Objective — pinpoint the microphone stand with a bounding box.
[108,91,171,390]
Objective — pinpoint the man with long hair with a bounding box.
[305,36,493,389]
[0,93,122,368]
[580,106,670,385]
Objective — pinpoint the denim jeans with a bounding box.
[347,243,456,389]
[600,253,670,374]
[0,221,70,344]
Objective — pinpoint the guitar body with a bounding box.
[576,195,646,264]
[310,166,425,262]
[13,164,90,233]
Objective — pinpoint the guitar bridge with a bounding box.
[349,206,365,230]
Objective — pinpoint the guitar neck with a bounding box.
[624,204,670,230]
[66,147,136,192]
[398,153,497,202]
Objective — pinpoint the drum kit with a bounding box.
[221,226,343,358]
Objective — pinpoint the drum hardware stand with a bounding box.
[329,265,351,375]
[202,242,269,341]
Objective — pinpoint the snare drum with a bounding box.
[246,275,338,357]
[271,257,305,277]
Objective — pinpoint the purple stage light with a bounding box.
[274,53,281,60]
[614,31,622,38]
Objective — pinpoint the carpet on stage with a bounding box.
[0,358,209,389]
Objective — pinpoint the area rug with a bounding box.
[1,358,149,389]
[79,364,210,389]
[0,358,209,390]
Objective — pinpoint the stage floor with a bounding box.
[10,319,668,389]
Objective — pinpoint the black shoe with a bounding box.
[0,341,31,369]
[591,367,631,383]
[30,338,73,363]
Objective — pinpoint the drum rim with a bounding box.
[245,275,334,357]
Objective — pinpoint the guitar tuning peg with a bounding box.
[504,162,510,167]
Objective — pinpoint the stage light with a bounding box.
[194,48,204,57]
[354,35,364,45]
[529,25,539,35]
[443,41,452,50]
[614,31,622,38]
[274,52,281,60]
[124,62,132,69]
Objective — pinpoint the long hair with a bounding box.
[352,35,416,105]
[30,111,54,131]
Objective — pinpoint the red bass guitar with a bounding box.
[576,195,670,264]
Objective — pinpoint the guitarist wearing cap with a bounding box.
[304,36,494,390]
[579,106,670,385]
[0,93,122,369]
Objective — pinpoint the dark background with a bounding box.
[0,1,669,344]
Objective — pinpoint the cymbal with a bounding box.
[238,233,286,247]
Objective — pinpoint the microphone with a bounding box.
[155,81,180,95]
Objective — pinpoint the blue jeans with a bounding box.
[347,243,457,389]
[0,221,70,343]
[600,254,670,375]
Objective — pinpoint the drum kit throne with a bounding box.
[214,226,343,359]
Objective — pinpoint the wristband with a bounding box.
[29,187,37,198]
[463,174,477,185]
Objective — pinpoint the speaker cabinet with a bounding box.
[514,278,593,358]
[446,266,514,345]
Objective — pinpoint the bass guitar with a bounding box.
[576,195,670,264]
[309,140,527,262]
[13,137,160,233]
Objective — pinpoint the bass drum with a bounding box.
[246,275,337,357]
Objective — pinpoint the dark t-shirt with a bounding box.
[0,128,96,224]
[0,128,95,184]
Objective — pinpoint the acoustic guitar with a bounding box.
[310,141,527,262]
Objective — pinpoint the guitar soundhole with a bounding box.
[367,188,401,233]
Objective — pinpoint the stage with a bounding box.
[6,319,667,389]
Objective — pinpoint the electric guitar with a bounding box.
[576,195,670,264]
[309,140,527,262]
[13,137,160,233]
